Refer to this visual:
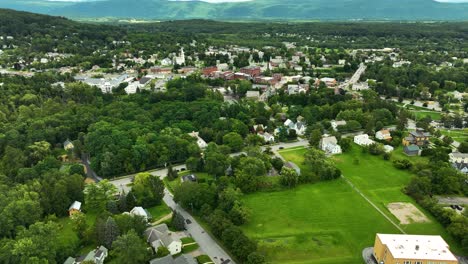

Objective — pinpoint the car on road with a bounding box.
[279,146,284,150]
[186,219,192,224]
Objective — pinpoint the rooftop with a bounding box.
[377,234,457,261]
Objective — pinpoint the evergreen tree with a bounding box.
[104,217,120,248]
[171,210,186,231]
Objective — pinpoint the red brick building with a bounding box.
[240,66,261,77]
[202,66,218,76]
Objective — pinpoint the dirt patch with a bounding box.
[387,202,430,224]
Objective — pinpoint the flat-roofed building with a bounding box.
[373,233,458,264]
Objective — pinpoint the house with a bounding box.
[68,201,81,216]
[259,132,275,143]
[354,134,374,146]
[287,84,308,95]
[375,129,392,141]
[188,131,208,149]
[202,66,218,76]
[449,152,468,164]
[160,58,173,66]
[284,119,295,130]
[64,139,74,150]
[404,144,420,156]
[403,129,431,147]
[315,77,337,87]
[246,91,260,100]
[320,136,342,155]
[384,145,394,153]
[149,254,197,264]
[373,234,458,264]
[181,174,197,183]
[294,121,307,136]
[145,224,182,255]
[240,66,261,77]
[64,246,108,264]
[449,152,468,174]
[285,162,301,176]
[129,206,151,221]
[283,119,306,136]
[331,120,347,131]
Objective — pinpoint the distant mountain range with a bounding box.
[0,0,467,20]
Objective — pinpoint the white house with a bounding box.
[375,129,392,141]
[259,132,275,143]
[320,135,342,155]
[160,58,172,66]
[331,120,347,131]
[129,207,151,222]
[64,246,108,264]
[449,152,468,174]
[145,224,182,255]
[246,91,260,100]
[294,121,307,136]
[384,145,394,153]
[449,152,468,163]
[284,119,306,136]
[284,119,295,129]
[354,134,374,146]
[188,131,208,149]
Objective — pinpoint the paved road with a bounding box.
[340,63,366,89]
[435,196,468,206]
[111,173,235,264]
[81,153,103,182]
[163,191,234,264]
[110,140,312,264]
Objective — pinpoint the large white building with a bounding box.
[374,234,458,264]
[354,134,375,146]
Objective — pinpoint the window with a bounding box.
[404,261,411,264]
[415,262,422,264]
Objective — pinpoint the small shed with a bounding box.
[404,145,420,156]
[68,201,82,216]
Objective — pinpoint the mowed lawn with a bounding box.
[241,145,463,264]
[440,129,468,142]
[242,179,399,264]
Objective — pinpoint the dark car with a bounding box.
[186,219,192,225]
[279,146,284,150]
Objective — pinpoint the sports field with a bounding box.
[241,145,462,264]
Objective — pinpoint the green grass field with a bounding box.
[241,145,463,264]
[147,203,172,221]
[411,111,442,121]
[57,212,97,255]
[440,129,468,142]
